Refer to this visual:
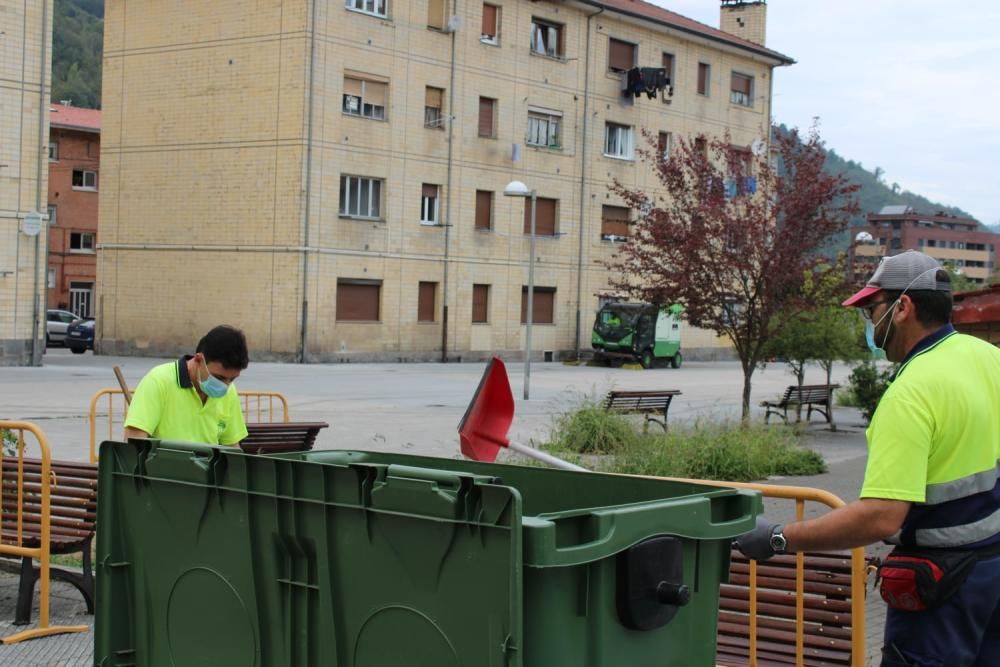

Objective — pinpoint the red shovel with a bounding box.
[458,357,587,471]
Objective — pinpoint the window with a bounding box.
[72,169,98,190]
[48,268,56,289]
[418,282,437,322]
[697,62,710,96]
[70,282,93,318]
[49,141,59,161]
[526,107,562,149]
[475,190,493,230]
[604,123,633,160]
[521,286,556,324]
[530,18,563,58]
[343,72,388,120]
[339,175,383,219]
[661,52,675,94]
[427,0,445,29]
[420,183,440,224]
[472,284,490,323]
[47,205,57,226]
[346,0,387,19]
[336,279,381,321]
[601,205,630,242]
[478,97,496,138]
[608,38,636,73]
[657,132,672,160]
[481,4,500,44]
[730,72,753,107]
[694,136,708,158]
[524,197,557,236]
[425,86,445,128]
[70,232,95,253]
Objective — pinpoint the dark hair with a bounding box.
[196,325,249,370]
[882,271,953,327]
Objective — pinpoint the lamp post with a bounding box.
[504,180,536,400]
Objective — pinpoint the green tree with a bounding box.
[941,260,978,293]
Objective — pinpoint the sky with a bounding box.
[653,0,1000,226]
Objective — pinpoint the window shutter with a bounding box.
[422,183,438,198]
[481,4,497,36]
[662,52,674,77]
[475,190,492,230]
[428,0,445,29]
[425,86,443,108]
[731,73,751,95]
[472,284,489,323]
[521,287,555,324]
[344,76,363,97]
[418,282,436,322]
[608,39,634,71]
[698,63,710,94]
[478,98,495,137]
[365,81,387,106]
[601,205,630,238]
[336,282,381,321]
[525,198,556,236]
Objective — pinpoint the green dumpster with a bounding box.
[95,441,760,666]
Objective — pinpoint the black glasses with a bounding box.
[860,299,892,322]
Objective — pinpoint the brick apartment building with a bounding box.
[98,0,792,361]
[47,104,101,318]
[0,0,52,366]
[854,205,997,286]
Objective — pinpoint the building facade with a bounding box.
[0,0,53,366]
[98,0,791,361]
[47,104,101,317]
[854,206,997,285]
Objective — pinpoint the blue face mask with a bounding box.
[198,359,230,399]
[864,300,898,355]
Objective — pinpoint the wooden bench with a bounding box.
[761,384,840,430]
[238,421,329,455]
[716,549,857,666]
[604,389,682,431]
[0,457,97,625]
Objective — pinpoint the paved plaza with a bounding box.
[1,349,888,665]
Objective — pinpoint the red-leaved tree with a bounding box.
[609,126,859,420]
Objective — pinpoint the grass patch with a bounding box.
[835,387,859,407]
[544,403,826,482]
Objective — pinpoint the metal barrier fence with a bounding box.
[653,476,867,667]
[88,389,290,463]
[0,421,90,644]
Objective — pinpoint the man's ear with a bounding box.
[895,294,915,322]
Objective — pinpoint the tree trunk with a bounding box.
[741,366,754,423]
[795,363,805,422]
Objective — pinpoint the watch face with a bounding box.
[770,531,787,553]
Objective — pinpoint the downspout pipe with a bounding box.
[440,0,459,362]
[32,0,50,366]
[574,6,603,358]
[299,0,320,363]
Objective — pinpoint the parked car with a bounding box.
[66,318,95,354]
[46,309,80,346]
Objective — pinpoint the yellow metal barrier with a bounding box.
[649,476,867,667]
[0,421,90,643]
[88,388,290,463]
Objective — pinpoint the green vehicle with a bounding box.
[592,302,684,369]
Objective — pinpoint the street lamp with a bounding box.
[504,180,536,400]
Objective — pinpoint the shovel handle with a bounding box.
[507,441,587,472]
[113,366,132,405]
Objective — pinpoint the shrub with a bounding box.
[547,402,639,454]
[845,361,892,423]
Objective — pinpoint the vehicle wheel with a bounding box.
[608,358,625,368]
[671,353,682,369]
[640,349,654,369]
[70,347,86,355]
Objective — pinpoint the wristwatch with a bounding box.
[769,524,788,555]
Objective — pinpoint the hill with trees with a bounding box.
[51,0,104,109]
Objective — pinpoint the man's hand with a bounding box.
[735,516,781,562]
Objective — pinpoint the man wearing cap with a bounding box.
[737,251,1000,666]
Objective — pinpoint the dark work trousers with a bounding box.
[881,555,1000,666]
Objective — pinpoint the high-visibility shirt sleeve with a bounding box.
[123,371,165,436]
[860,391,932,502]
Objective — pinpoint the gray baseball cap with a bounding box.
[843,250,951,306]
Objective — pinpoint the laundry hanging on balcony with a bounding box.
[622,67,671,100]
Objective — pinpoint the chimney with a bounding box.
[720,0,767,46]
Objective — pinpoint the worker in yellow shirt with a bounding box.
[124,325,249,445]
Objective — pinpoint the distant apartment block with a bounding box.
[48,104,101,318]
[854,206,997,286]
[0,1,52,365]
[98,0,791,361]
